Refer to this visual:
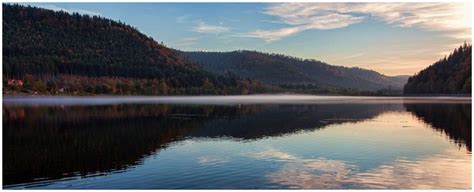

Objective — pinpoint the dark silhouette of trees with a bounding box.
[404,43,472,94]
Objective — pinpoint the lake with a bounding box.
[2,95,472,189]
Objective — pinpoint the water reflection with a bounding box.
[253,112,471,189]
[3,105,239,185]
[258,147,470,189]
[2,99,471,189]
[404,103,471,151]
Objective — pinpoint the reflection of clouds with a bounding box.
[197,156,228,166]
[248,148,471,189]
[268,158,354,189]
[248,148,297,161]
[348,149,471,189]
[247,148,355,189]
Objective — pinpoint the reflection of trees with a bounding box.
[2,104,403,186]
[3,105,249,185]
[404,103,471,151]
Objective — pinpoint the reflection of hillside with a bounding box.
[404,103,471,151]
[189,104,405,140]
[3,104,257,186]
[3,104,403,186]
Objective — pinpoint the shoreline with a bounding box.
[2,93,472,98]
[3,94,471,107]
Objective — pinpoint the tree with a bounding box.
[404,43,472,94]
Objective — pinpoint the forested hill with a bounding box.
[182,51,408,91]
[404,43,471,95]
[3,4,271,95]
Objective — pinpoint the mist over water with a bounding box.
[3,95,472,106]
[2,96,471,189]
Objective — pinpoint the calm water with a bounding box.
[2,95,472,189]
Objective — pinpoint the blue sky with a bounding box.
[22,2,471,76]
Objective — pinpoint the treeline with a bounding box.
[3,4,273,95]
[279,84,402,96]
[3,74,276,95]
[404,43,472,94]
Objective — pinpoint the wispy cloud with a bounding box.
[193,22,230,34]
[328,43,464,75]
[243,12,363,42]
[241,26,309,43]
[176,15,189,23]
[174,37,199,48]
[341,52,365,60]
[35,4,101,16]
[245,2,471,42]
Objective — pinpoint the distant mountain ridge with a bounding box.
[182,50,408,91]
[404,43,471,94]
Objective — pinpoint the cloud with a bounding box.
[176,15,189,23]
[329,43,466,75]
[35,4,101,16]
[245,2,471,42]
[243,12,363,42]
[241,27,307,43]
[341,52,365,60]
[173,37,199,48]
[193,22,230,34]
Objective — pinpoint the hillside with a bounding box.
[2,4,272,95]
[404,43,471,94]
[182,51,408,91]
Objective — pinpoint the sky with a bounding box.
[22,2,472,76]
